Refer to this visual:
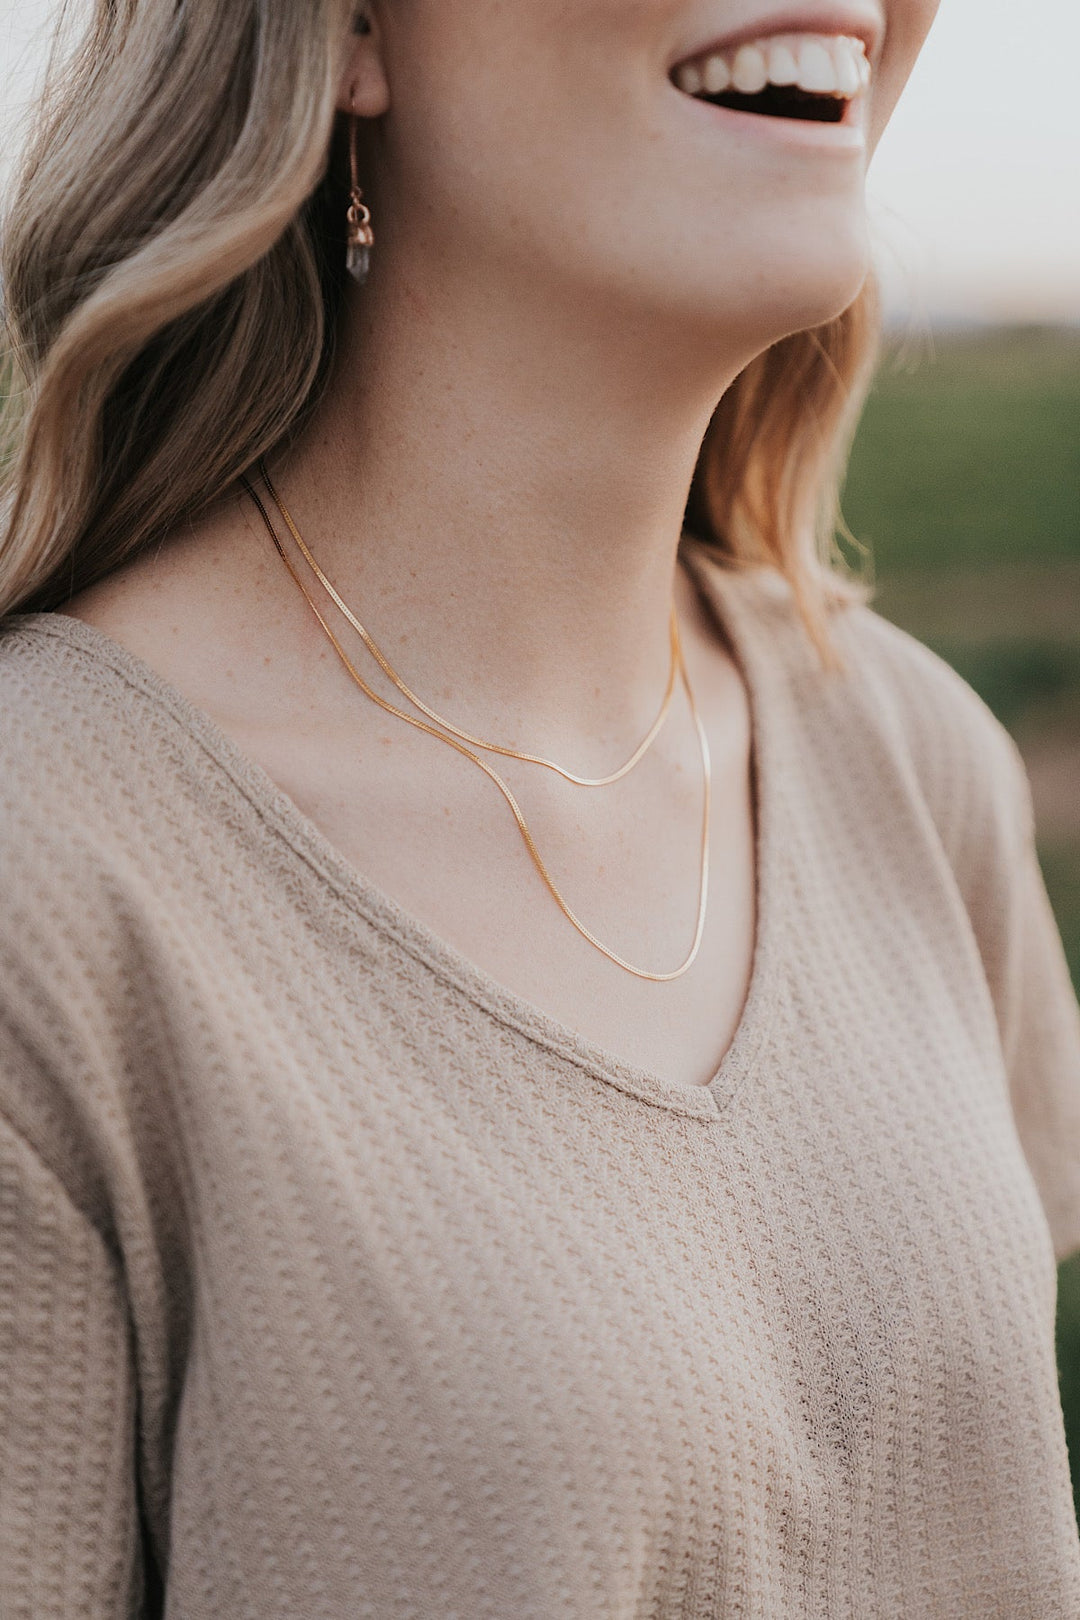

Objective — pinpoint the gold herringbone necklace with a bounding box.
[242,469,711,982]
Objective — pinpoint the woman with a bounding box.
[1,0,1078,1612]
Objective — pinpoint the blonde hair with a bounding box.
[1,0,877,666]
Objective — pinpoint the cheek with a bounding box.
[380,0,886,338]
[868,0,942,152]
[380,11,647,265]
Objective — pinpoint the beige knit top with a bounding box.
[1,540,1079,1619]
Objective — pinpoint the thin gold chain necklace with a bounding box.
[257,459,679,788]
[241,470,712,982]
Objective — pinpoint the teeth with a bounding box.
[674,32,870,101]
[766,41,800,86]
[732,43,769,94]
[703,53,732,94]
[795,39,838,93]
[832,41,861,97]
[676,60,704,94]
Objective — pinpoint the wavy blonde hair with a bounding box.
[0,0,878,666]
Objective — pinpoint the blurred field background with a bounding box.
[842,322,1080,1519]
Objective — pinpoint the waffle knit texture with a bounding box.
[1,539,1079,1618]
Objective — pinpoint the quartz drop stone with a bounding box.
[346,242,371,285]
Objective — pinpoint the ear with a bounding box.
[335,11,390,118]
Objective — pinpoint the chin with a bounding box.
[700,214,873,347]
[766,253,872,339]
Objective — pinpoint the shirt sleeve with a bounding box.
[971,743,1080,1264]
[0,1107,146,1615]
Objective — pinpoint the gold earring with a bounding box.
[346,96,374,285]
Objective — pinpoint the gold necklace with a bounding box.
[257,459,678,788]
[241,470,712,982]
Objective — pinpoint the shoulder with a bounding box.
[0,608,185,934]
[0,612,168,858]
[0,606,321,1001]
[0,613,124,845]
[825,594,1032,868]
[0,610,236,958]
[0,607,149,747]
[691,550,1031,876]
[0,605,255,827]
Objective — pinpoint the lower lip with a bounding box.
[673,87,867,152]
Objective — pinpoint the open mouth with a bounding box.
[672,33,871,124]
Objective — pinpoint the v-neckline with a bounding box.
[13,538,789,1122]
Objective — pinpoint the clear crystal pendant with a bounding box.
[346,240,371,284]
[346,191,374,287]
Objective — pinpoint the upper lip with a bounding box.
[670,5,885,72]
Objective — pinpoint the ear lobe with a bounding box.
[335,15,390,117]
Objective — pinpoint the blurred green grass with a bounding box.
[844,323,1080,1517]
[845,325,1080,570]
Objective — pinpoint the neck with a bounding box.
[271,266,745,756]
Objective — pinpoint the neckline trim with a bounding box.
[5,541,787,1123]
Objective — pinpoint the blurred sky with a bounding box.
[2,0,1078,325]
